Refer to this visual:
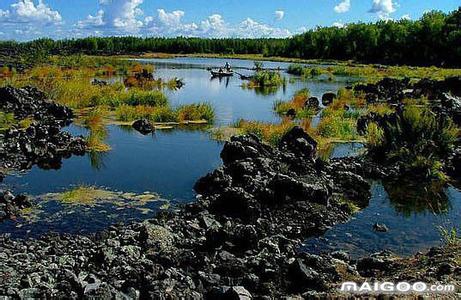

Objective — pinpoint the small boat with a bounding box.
[210,70,234,77]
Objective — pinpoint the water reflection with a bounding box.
[384,180,450,217]
[303,182,461,257]
[210,75,231,88]
[88,151,108,171]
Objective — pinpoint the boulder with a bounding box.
[286,108,296,118]
[321,92,336,106]
[220,134,274,164]
[132,119,154,135]
[305,97,320,110]
[278,126,317,160]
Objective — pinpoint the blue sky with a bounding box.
[0,0,459,40]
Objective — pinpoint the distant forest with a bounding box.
[1,7,460,67]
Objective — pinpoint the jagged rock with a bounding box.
[373,223,389,232]
[286,108,296,118]
[305,97,320,110]
[321,92,336,106]
[132,119,154,135]
[0,85,73,122]
[0,86,87,186]
[139,221,175,251]
[0,191,31,220]
[223,286,252,300]
[278,126,317,160]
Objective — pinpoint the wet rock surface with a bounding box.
[0,190,31,221]
[132,119,154,135]
[0,86,87,176]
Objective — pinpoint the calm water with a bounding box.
[137,57,353,125]
[0,57,459,257]
[303,183,461,258]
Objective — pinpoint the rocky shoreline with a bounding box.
[1,126,459,298]
[0,86,87,221]
[0,80,460,298]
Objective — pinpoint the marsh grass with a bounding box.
[273,88,317,119]
[115,105,176,123]
[367,105,459,180]
[233,119,294,145]
[115,102,214,123]
[177,103,215,122]
[81,107,111,152]
[58,185,115,205]
[438,226,461,246]
[0,112,34,132]
[0,112,15,131]
[288,63,461,81]
[121,90,168,107]
[247,71,286,88]
[316,106,360,141]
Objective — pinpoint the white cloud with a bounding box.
[199,14,228,37]
[142,9,291,38]
[334,0,351,14]
[0,0,62,24]
[78,0,144,33]
[77,10,105,28]
[275,10,285,21]
[237,18,290,38]
[332,21,345,28]
[157,9,184,27]
[369,0,396,19]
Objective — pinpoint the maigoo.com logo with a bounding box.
[340,281,455,294]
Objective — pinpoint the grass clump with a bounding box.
[366,106,459,180]
[438,226,461,246]
[121,90,168,107]
[80,107,111,152]
[0,112,16,131]
[316,106,360,141]
[273,88,317,119]
[287,64,326,78]
[58,185,115,205]
[247,71,286,88]
[177,103,214,122]
[0,112,34,132]
[234,119,295,145]
[115,103,214,123]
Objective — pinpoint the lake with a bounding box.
[0,57,459,257]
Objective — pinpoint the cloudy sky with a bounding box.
[0,0,459,40]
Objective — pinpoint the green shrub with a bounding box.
[287,64,304,75]
[251,71,286,87]
[176,103,214,122]
[367,106,459,179]
[122,90,168,107]
[234,119,295,145]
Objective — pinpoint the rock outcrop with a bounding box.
[0,126,374,298]
[0,86,87,175]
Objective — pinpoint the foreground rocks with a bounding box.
[0,127,459,298]
[0,127,372,298]
[0,191,31,221]
[0,86,87,175]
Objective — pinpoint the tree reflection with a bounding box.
[383,179,450,217]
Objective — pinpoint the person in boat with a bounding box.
[225,62,231,71]
[218,67,224,73]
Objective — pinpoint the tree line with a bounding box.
[1,8,460,67]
